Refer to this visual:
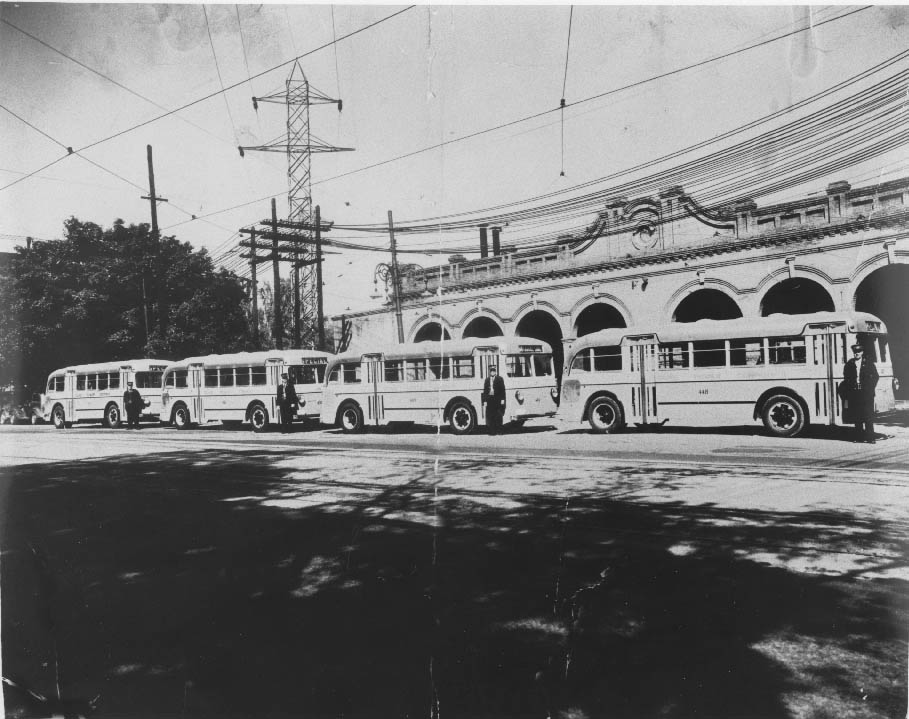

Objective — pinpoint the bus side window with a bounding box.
[236,367,251,386]
[176,370,188,388]
[77,374,86,391]
[327,366,340,384]
[164,371,174,388]
[730,339,764,366]
[205,369,219,387]
[87,374,98,390]
[692,340,726,368]
[592,346,622,372]
[659,343,690,370]
[110,373,121,389]
[428,356,450,380]
[384,360,403,382]
[251,367,267,386]
[342,363,361,383]
[533,354,553,377]
[98,374,109,390]
[769,337,806,365]
[406,359,427,382]
[505,354,531,378]
[452,357,475,378]
[219,368,234,387]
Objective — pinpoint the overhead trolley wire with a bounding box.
[0,6,416,194]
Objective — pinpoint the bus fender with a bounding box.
[753,387,809,421]
[582,391,622,423]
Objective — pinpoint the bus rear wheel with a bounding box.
[52,405,66,430]
[172,404,192,430]
[105,402,122,429]
[339,403,364,433]
[449,400,476,435]
[249,404,270,433]
[761,394,806,438]
[588,396,624,434]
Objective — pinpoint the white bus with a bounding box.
[320,338,559,434]
[557,311,896,437]
[160,350,331,432]
[43,359,169,429]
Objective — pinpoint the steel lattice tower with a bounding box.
[241,60,351,347]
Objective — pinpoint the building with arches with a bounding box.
[338,177,909,393]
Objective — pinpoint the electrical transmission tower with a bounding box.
[240,60,352,347]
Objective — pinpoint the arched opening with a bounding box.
[413,322,451,342]
[855,264,909,399]
[516,309,564,385]
[673,289,743,323]
[462,316,504,339]
[761,277,834,316]
[575,302,627,337]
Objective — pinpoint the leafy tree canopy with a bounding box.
[0,217,255,394]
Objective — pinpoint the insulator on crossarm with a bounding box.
[560,98,566,108]
[252,97,259,111]
[238,146,245,158]
[337,99,343,112]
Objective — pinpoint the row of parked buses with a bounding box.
[40,311,897,438]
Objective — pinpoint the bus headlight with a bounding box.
[894,377,901,392]
[515,390,524,404]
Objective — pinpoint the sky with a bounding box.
[2,3,908,317]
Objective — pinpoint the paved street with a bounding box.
[1,419,907,718]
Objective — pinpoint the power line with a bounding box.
[0,6,415,194]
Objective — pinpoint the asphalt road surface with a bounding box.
[1,418,907,719]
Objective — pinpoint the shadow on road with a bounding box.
[1,448,906,718]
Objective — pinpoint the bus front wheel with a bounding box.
[105,402,122,429]
[52,405,66,430]
[339,403,364,433]
[173,404,192,430]
[588,396,624,434]
[249,404,270,433]
[449,401,477,435]
[761,395,806,438]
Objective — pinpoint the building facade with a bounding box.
[338,177,909,395]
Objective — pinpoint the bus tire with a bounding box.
[172,403,192,430]
[448,400,477,435]
[761,394,806,438]
[249,403,270,433]
[338,402,364,433]
[104,402,122,429]
[51,404,66,430]
[588,395,624,434]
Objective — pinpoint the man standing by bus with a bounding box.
[123,381,143,430]
[841,342,879,443]
[482,365,506,435]
[277,372,299,433]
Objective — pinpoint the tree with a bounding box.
[0,217,255,393]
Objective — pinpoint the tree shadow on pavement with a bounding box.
[1,448,906,719]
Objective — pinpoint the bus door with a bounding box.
[267,359,284,421]
[189,363,205,423]
[625,335,659,426]
[363,354,383,425]
[475,348,500,421]
[808,322,847,425]
[65,369,76,420]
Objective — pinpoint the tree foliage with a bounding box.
[0,217,255,394]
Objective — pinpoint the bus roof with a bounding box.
[51,358,170,376]
[163,349,332,370]
[333,337,553,364]
[569,311,887,355]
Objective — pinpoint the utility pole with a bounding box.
[271,198,283,349]
[315,205,325,350]
[140,144,168,341]
[388,210,404,344]
[249,229,260,346]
